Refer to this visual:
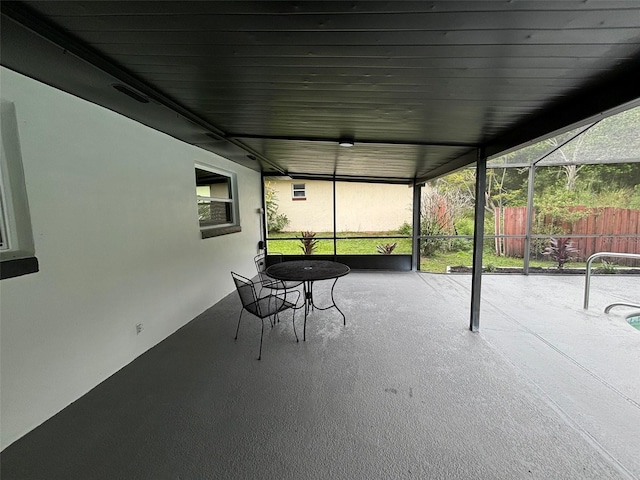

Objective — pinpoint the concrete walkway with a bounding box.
[445,273,640,479]
[1,272,638,479]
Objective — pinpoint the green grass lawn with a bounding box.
[267,231,590,273]
[267,232,412,255]
[419,251,574,273]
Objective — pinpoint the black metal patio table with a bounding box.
[265,259,350,341]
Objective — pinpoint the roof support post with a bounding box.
[470,148,487,332]
[332,177,337,260]
[523,165,536,274]
[411,183,423,271]
[260,173,267,253]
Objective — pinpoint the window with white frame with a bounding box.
[292,183,306,200]
[0,186,8,251]
[195,165,241,238]
[0,100,38,279]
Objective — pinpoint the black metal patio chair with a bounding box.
[231,272,301,360]
[254,252,303,295]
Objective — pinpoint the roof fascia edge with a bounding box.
[414,149,478,184]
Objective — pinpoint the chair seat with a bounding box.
[260,277,303,291]
[231,271,301,360]
[244,295,296,318]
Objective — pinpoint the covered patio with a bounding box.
[2,2,640,477]
[2,273,638,479]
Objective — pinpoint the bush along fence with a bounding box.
[498,206,640,266]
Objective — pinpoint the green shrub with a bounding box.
[268,213,289,233]
[420,218,448,257]
[630,185,640,209]
[397,221,412,235]
[455,217,475,236]
[450,238,473,252]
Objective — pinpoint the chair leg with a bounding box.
[292,307,298,342]
[258,318,264,361]
[271,295,280,324]
[264,295,276,327]
[234,309,244,340]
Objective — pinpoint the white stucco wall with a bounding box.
[0,67,262,449]
[268,180,413,232]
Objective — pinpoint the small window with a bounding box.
[292,183,306,200]
[195,165,241,238]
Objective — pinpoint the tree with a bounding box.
[430,166,526,255]
[545,134,586,191]
[265,182,289,233]
[420,181,474,256]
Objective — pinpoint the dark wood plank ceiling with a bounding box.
[2,1,640,182]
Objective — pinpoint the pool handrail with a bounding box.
[604,303,640,313]
[583,252,640,309]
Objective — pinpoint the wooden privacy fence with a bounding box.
[499,206,640,264]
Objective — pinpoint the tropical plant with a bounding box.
[376,242,397,255]
[530,224,565,260]
[484,263,496,272]
[598,260,618,274]
[298,231,319,255]
[542,237,579,269]
[265,182,290,233]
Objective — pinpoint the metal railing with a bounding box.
[583,252,640,309]
[604,303,640,313]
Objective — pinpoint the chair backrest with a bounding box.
[254,252,284,274]
[231,272,258,309]
[254,253,268,273]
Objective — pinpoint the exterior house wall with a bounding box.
[0,67,262,449]
[268,180,413,232]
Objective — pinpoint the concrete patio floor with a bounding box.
[1,271,638,479]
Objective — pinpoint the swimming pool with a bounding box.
[627,313,640,331]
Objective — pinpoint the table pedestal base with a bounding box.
[300,278,346,341]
